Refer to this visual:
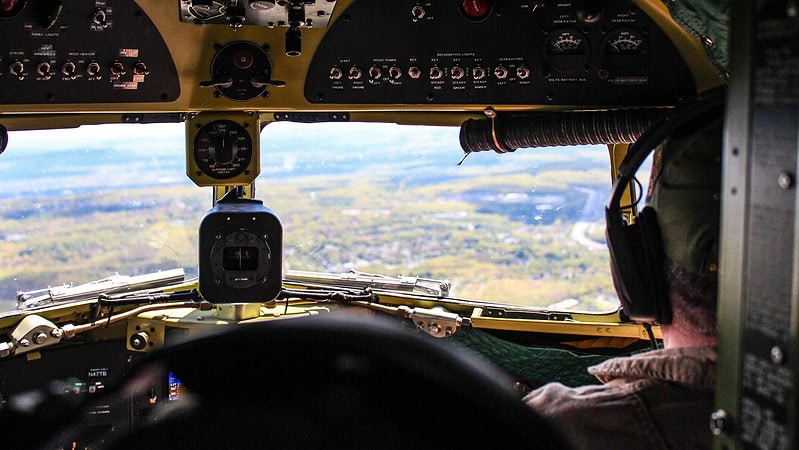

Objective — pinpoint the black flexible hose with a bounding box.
[459,109,665,154]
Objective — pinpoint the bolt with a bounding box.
[428,323,440,335]
[32,332,47,345]
[50,328,62,339]
[19,338,30,347]
[709,409,728,436]
[778,172,793,189]
[771,346,784,365]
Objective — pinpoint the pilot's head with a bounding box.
[646,117,723,336]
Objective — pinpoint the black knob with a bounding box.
[285,26,302,57]
[9,60,24,78]
[87,61,101,77]
[133,61,149,75]
[226,4,246,28]
[574,0,606,23]
[111,61,126,76]
[93,9,107,28]
[61,61,76,78]
[129,332,150,350]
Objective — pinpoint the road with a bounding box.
[570,187,607,251]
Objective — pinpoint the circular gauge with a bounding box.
[605,28,647,55]
[210,41,273,101]
[193,120,253,180]
[209,230,272,289]
[544,28,590,72]
[601,27,648,72]
[0,0,26,18]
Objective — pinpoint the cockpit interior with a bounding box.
[0,0,793,449]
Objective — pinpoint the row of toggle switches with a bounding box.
[329,64,531,82]
[5,60,149,80]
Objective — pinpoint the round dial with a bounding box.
[209,230,272,289]
[210,41,273,101]
[193,120,253,180]
[601,27,648,72]
[605,28,646,55]
[544,29,590,72]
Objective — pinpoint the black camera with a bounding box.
[198,189,283,303]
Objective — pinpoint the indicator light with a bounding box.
[461,0,491,20]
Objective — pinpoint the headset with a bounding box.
[605,86,726,325]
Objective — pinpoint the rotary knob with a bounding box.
[129,332,150,350]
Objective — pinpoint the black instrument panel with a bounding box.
[304,0,696,106]
[0,0,179,104]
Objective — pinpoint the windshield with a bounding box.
[0,122,622,313]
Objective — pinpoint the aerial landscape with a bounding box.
[0,122,622,313]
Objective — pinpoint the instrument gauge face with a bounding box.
[601,27,649,72]
[606,29,647,55]
[193,120,253,180]
[544,29,590,72]
[209,230,272,289]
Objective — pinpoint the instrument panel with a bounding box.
[304,0,695,105]
[0,0,707,112]
[0,0,180,104]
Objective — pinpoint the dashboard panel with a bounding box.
[0,0,723,116]
[0,0,180,104]
[304,0,696,106]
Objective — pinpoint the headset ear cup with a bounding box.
[637,207,671,324]
[605,206,671,324]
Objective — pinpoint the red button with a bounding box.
[0,0,18,12]
[462,0,490,19]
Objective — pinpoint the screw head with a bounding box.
[709,409,728,436]
[778,172,794,189]
[771,346,784,364]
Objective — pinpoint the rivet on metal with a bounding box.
[771,346,784,365]
[778,172,794,190]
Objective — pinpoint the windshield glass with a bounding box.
[0,122,622,313]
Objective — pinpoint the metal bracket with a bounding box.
[397,305,462,338]
[3,315,63,358]
[126,318,166,352]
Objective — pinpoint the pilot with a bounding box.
[523,117,723,450]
